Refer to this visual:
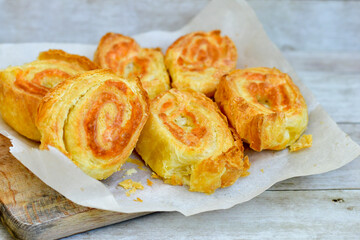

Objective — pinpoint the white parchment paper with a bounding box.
[1,0,359,216]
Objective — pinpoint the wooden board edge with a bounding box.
[0,203,151,240]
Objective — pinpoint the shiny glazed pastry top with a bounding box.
[94,32,170,99]
[36,69,149,180]
[165,30,237,97]
[0,49,98,140]
[215,67,308,151]
[136,89,250,194]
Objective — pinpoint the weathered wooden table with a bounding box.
[1,0,359,239]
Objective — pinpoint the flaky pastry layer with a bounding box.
[0,49,98,140]
[36,69,149,180]
[94,32,170,99]
[136,89,249,194]
[215,67,308,151]
[165,30,237,97]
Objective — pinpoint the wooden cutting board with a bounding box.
[0,134,149,240]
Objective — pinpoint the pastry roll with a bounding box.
[36,69,149,180]
[136,89,249,194]
[0,49,98,141]
[94,32,170,99]
[215,67,308,151]
[165,30,237,97]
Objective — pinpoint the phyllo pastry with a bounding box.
[215,67,308,151]
[0,49,98,141]
[36,69,149,180]
[165,30,237,97]
[136,89,250,194]
[94,32,170,99]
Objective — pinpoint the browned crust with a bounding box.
[37,69,149,136]
[36,69,149,179]
[93,32,139,67]
[38,49,99,71]
[0,75,42,140]
[94,33,170,99]
[215,67,308,151]
[0,50,99,141]
[165,30,238,97]
[138,88,248,194]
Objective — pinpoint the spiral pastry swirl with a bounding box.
[94,32,170,99]
[136,89,249,194]
[36,69,149,180]
[215,67,308,151]
[0,49,98,140]
[165,30,237,97]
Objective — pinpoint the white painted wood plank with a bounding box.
[2,0,360,52]
[248,0,360,51]
[284,52,360,73]
[0,0,209,43]
[271,157,359,190]
[62,190,360,240]
[284,52,360,123]
[2,191,359,239]
[299,72,360,123]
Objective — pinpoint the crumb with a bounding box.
[147,179,153,186]
[289,135,312,152]
[151,172,160,179]
[119,179,144,190]
[241,155,250,177]
[127,157,146,170]
[126,188,136,197]
[134,197,143,202]
[119,179,144,196]
[125,168,137,176]
[260,169,264,173]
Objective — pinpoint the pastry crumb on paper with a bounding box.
[125,168,137,176]
[134,197,143,202]
[147,179,153,186]
[289,135,312,152]
[118,179,144,196]
[240,156,250,177]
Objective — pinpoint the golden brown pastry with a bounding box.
[136,89,249,194]
[36,69,149,180]
[0,49,98,141]
[165,30,237,97]
[94,32,170,99]
[289,134,312,152]
[215,67,308,151]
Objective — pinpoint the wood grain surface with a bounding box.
[0,0,359,239]
[0,135,148,240]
